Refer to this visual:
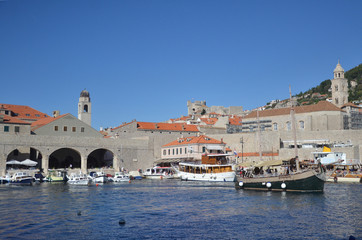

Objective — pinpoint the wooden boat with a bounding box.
[235,160,326,192]
[176,154,235,182]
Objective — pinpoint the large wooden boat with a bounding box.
[176,154,235,182]
[235,162,326,192]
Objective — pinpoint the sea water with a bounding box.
[0,180,360,240]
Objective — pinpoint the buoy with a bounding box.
[266,182,272,188]
[281,183,286,189]
[128,180,131,183]
[119,219,126,225]
[96,184,99,187]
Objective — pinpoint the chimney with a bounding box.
[52,110,60,118]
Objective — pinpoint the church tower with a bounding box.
[331,60,348,107]
[78,89,92,126]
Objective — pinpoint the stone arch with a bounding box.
[87,148,114,169]
[49,148,81,169]
[5,146,43,170]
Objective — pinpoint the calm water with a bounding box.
[0,180,360,240]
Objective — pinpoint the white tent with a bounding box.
[20,159,38,167]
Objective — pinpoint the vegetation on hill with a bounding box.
[294,63,362,106]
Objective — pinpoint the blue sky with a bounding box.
[1,0,361,130]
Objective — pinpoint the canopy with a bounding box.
[254,159,283,167]
[21,159,38,167]
[6,160,22,165]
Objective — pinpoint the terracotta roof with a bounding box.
[162,135,224,147]
[244,101,343,119]
[341,102,360,108]
[137,122,199,132]
[31,114,68,131]
[0,113,30,124]
[229,116,242,125]
[0,103,50,121]
[200,118,218,125]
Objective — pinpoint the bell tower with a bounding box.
[78,89,92,126]
[331,60,348,107]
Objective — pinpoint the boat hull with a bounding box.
[9,178,33,186]
[235,170,325,192]
[179,171,236,182]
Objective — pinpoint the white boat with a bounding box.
[143,166,175,179]
[0,174,11,184]
[89,172,109,183]
[176,154,236,182]
[311,151,347,165]
[112,172,130,182]
[68,173,92,185]
[9,172,33,186]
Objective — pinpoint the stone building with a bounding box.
[78,89,92,126]
[331,61,349,107]
[187,100,243,116]
[159,135,227,163]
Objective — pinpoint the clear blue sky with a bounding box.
[1,0,361,130]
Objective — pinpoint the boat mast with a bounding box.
[289,86,300,171]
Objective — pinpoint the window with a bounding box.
[335,85,338,91]
[273,123,278,131]
[4,126,9,132]
[72,127,76,132]
[81,127,85,132]
[180,148,182,154]
[163,150,166,155]
[176,148,178,155]
[63,126,68,132]
[168,149,170,155]
[172,149,175,155]
[299,121,304,129]
[26,114,30,117]
[335,98,339,104]
[54,126,58,131]
[202,147,206,153]
[286,121,291,131]
[185,147,187,154]
[35,114,40,117]
[15,126,20,133]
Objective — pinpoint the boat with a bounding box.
[176,154,236,182]
[46,170,68,182]
[68,173,92,185]
[34,172,45,183]
[235,87,326,192]
[9,172,33,186]
[129,170,143,180]
[0,174,11,184]
[112,172,130,182]
[89,171,109,183]
[311,149,361,183]
[235,159,326,192]
[143,166,175,179]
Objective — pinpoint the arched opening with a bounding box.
[6,147,42,171]
[87,149,113,170]
[49,148,81,169]
[83,104,88,113]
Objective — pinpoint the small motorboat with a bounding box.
[9,172,33,186]
[112,172,130,182]
[0,174,11,184]
[67,173,92,186]
[89,172,109,183]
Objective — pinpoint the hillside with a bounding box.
[266,64,362,109]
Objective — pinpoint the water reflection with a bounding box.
[0,181,360,239]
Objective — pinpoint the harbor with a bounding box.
[0,179,360,239]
